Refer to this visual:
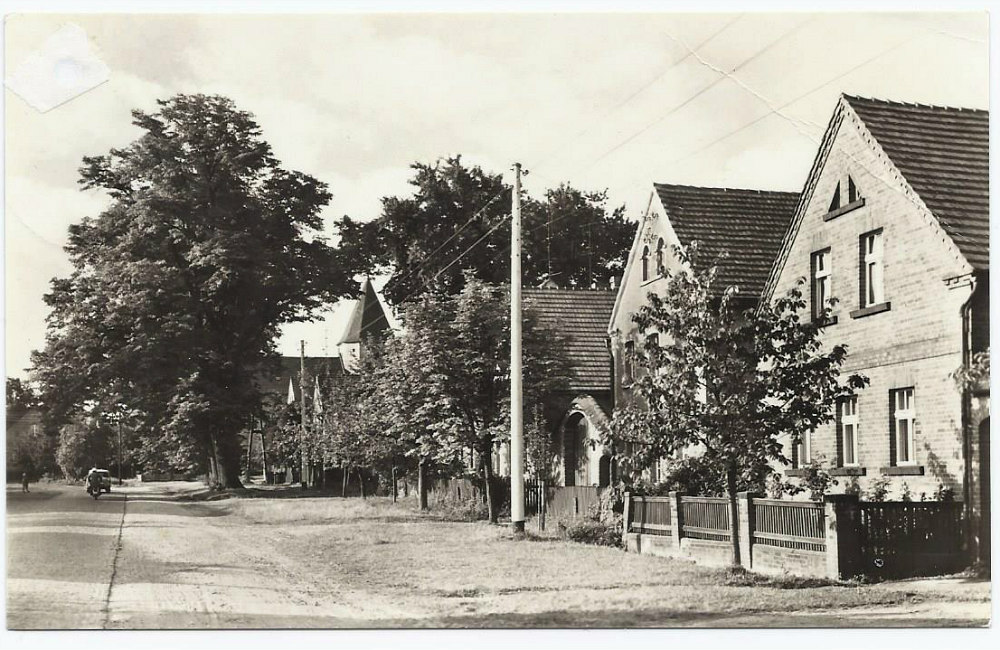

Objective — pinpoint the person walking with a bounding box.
[21,471,29,493]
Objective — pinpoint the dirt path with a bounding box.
[7,483,991,629]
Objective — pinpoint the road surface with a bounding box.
[6,482,991,629]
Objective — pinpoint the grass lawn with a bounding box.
[213,492,990,627]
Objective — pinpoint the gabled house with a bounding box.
[761,95,989,562]
[522,287,617,486]
[608,183,800,471]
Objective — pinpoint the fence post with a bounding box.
[622,492,632,548]
[824,493,861,579]
[737,491,757,569]
[669,491,684,547]
[538,480,547,533]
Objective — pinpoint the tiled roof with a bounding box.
[845,95,989,270]
[523,288,615,394]
[255,356,345,401]
[654,184,799,297]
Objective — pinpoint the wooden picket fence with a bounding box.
[680,496,731,541]
[752,498,826,552]
[628,496,672,536]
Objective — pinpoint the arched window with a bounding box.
[656,238,665,275]
[641,246,650,281]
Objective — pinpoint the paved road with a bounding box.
[7,483,127,628]
[7,482,403,628]
[7,482,241,629]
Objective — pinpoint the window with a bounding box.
[839,396,859,466]
[891,388,916,465]
[641,246,650,282]
[655,238,665,276]
[860,230,884,307]
[825,175,864,221]
[795,431,812,468]
[622,340,635,386]
[811,248,831,320]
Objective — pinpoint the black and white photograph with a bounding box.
[2,2,993,638]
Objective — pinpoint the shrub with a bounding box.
[843,476,862,497]
[866,476,890,502]
[785,460,837,500]
[435,497,488,522]
[558,483,624,548]
[563,518,622,547]
[933,482,956,502]
[899,482,912,502]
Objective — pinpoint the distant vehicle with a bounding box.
[87,469,112,497]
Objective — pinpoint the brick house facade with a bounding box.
[762,95,989,562]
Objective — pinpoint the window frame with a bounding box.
[860,230,884,308]
[811,248,832,320]
[795,431,812,468]
[840,396,859,467]
[655,238,665,276]
[641,246,650,282]
[622,339,635,387]
[893,387,916,465]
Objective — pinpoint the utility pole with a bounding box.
[510,162,525,534]
[300,340,308,490]
[117,415,123,485]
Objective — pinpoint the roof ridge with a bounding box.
[843,94,988,115]
[653,182,799,196]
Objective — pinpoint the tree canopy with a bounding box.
[334,157,633,304]
[608,245,868,565]
[31,94,354,487]
[6,378,40,411]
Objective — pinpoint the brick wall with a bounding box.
[770,110,974,499]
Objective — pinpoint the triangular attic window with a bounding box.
[829,182,841,213]
[847,175,860,203]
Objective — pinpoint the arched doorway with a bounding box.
[598,454,613,487]
[562,412,588,486]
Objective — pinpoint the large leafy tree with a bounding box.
[335,157,633,304]
[608,245,868,566]
[31,94,353,488]
[6,378,40,410]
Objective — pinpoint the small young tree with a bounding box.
[389,275,568,522]
[608,245,867,565]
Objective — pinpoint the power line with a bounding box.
[530,14,745,175]
[544,31,918,214]
[567,17,813,181]
[380,188,507,290]
[354,209,513,339]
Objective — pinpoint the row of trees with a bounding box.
[26,94,628,488]
[265,275,569,522]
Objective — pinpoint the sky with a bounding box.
[2,11,989,379]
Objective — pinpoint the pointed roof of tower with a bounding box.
[338,278,391,345]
